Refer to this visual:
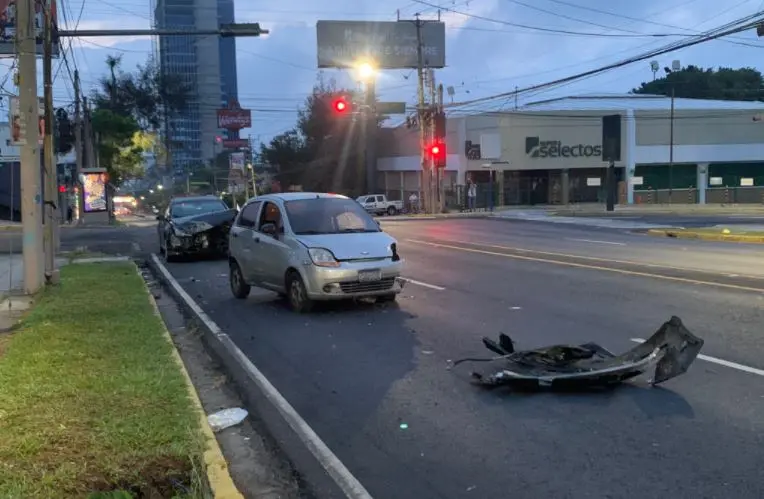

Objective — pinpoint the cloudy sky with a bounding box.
[7,0,764,146]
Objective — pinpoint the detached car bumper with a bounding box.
[167,232,224,256]
[302,260,405,300]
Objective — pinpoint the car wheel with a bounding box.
[286,271,313,313]
[164,237,179,262]
[229,260,251,299]
[387,206,397,216]
[377,293,397,303]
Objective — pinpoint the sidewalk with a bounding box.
[552,203,764,216]
[0,261,240,498]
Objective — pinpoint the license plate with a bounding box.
[358,269,382,282]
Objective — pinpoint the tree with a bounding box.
[259,76,381,195]
[632,65,764,101]
[54,108,75,155]
[90,55,191,186]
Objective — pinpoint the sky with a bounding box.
[3,0,764,148]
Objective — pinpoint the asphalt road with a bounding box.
[119,218,764,498]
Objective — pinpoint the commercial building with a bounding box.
[153,0,239,176]
[376,94,764,206]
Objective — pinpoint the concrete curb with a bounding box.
[146,254,374,499]
[136,262,244,499]
[647,229,764,243]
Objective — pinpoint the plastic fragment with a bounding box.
[208,407,249,432]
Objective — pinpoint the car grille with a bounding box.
[340,278,396,294]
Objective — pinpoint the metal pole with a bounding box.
[415,16,428,213]
[365,78,377,194]
[437,82,444,213]
[17,0,44,293]
[43,0,58,283]
[668,85,675,204]
[428,69,436,214]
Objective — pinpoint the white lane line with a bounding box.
[402,278,446,291]
[151,254,373,499]
[567,238,626,246]
[630,338,764,377]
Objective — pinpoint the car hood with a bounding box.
[172,209,237,234]
[295,232,396,260]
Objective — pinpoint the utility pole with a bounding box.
[364,77,377,194]
[428,69,436,214]
[43,0,58,283]
[668,85,675,205]
[415,15,429,213]
[437,83,444,213]
[18,0,44,294]
[74,70,83,224]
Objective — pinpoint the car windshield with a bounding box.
[171,199,227,218]
[285,197,380,235]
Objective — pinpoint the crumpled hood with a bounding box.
[295,232,396,260]
[173,209,237,235]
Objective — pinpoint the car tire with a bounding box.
[377,293,397,303]
[286,270,313,313]
[387,206,397,216]
[229,260,251,299]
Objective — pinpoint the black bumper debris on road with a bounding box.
[456,316,704,391]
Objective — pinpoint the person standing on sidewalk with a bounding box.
[467,180,477,212]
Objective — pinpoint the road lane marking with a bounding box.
[131,242,141,252]
[630,338,764,377]
[405,239,764,293]
[151,254,374,499]
[404,237,764,280]
[402,278,445,291]
[567,238,626,246]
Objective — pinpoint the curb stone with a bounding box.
[646,228,764,243]
[138,263,244,499]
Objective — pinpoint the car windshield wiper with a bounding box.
[338,228,379,233]
[295,230,331,235]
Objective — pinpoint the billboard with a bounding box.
[229,152,245,171]
[217,100,251,130]
[82,172,107,213]
[8,96,44,146]
[316,20,446,69]
[223,139,249,149]
[0,0,60,56]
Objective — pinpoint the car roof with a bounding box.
[254,192,350,202]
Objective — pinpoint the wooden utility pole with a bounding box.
[17,0,44,293]
[42,0,58,283]
[437,82,444,213]
[73,70,83,223]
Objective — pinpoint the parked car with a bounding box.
[356,194,404,216]
[228,192,405,313]
[157,195,237,261]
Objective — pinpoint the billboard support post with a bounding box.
[17,0,44,294]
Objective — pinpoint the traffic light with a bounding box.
[428,142,446,168]
[58,185,66,193]
[434,111,446,140]
[332,95,350,114]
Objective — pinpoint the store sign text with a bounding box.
[525,137,602,159]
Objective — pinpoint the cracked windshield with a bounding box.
[2,0,764,497]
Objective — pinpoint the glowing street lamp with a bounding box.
[355,61,376,81]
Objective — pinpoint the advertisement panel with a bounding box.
[229,152,245,171]
[0,0,60,56]
[223,139,249,149]
[217,100,251,129]
[8,96,44,146]
[316,20,446,69]
[82,172,107,213]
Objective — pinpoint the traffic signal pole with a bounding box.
[414,16,429,214]
[43,1,58,284]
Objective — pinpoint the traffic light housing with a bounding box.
[434,111,446,140]
[330,94,351,114]
[428,142,446,168]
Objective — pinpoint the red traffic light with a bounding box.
[58,185,66,193]
[430,145,441,155]
[334,99,347,112]
[428,141,447,168]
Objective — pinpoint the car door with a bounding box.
[254,201,291,290]
[375,195,385,213]
[230,201,262,282]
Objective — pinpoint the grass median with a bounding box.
[0,262,205,498]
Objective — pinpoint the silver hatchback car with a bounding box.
[228,192,405,312]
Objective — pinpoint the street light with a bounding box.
[356,61,376,81]
[157,184,163,190]
[663,59,680,204]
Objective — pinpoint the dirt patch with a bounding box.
[141,264,308,499]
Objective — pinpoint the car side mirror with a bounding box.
[261,222,277,236]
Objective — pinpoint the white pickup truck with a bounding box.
[356,194,404,216]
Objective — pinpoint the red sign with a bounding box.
[223,139,249,149]
[217,100,252,130]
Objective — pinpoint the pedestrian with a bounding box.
[409,192,419,213]
[66,205,73,224]
[467,180,477,212]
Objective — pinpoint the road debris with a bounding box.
[451,316,703,391]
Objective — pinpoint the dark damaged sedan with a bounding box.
[157,195,237,261]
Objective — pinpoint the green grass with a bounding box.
[0,262,205,498]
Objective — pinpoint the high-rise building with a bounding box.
[153,0,239,176]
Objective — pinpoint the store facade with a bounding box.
[376,94,764,206]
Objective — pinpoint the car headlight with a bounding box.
[308,248,340,267]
